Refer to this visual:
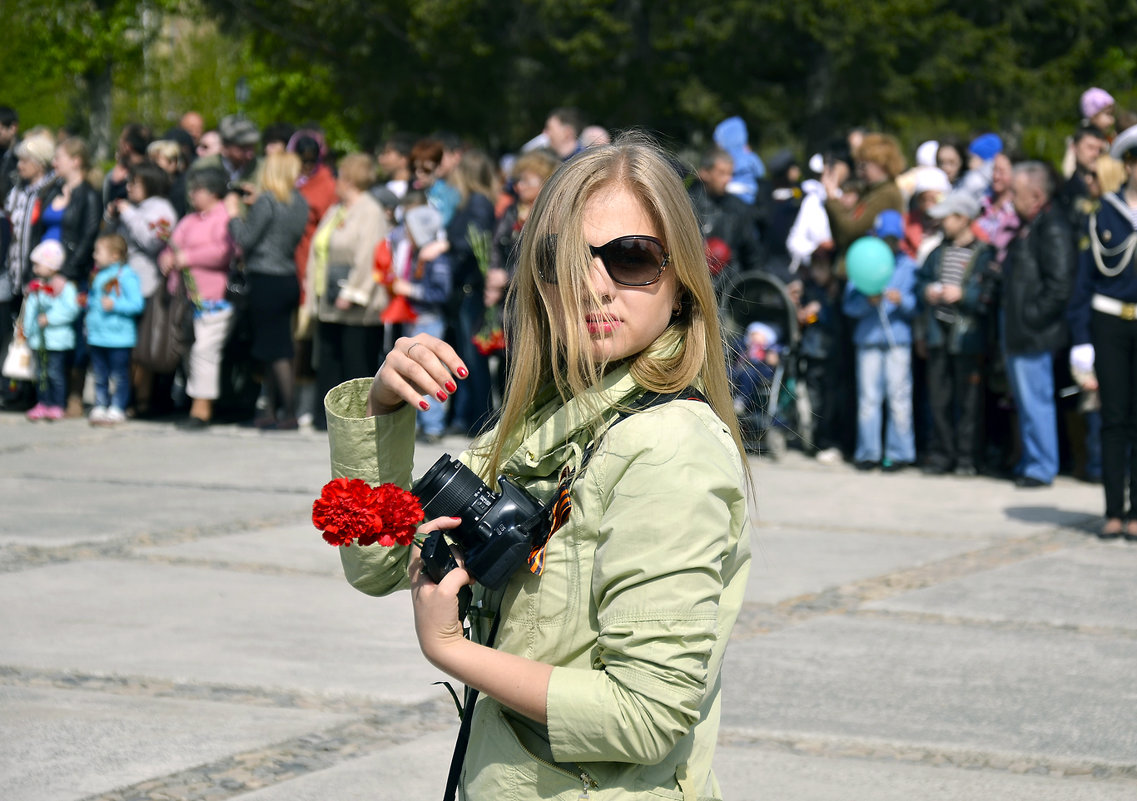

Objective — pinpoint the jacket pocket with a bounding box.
[533,518,581,627]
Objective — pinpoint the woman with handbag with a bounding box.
[109,161,179,416]
[325,137,751,800]
[303,153,389,431]
[225,152,308,429]
[158,167,235,430]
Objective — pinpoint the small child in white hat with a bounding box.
[22,240,81,421]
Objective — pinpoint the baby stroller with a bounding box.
[719,270,801,456]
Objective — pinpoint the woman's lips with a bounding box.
[585,316,621,335]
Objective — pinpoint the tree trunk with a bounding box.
[86,60,114,164]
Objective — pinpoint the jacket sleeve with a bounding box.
[958,247,994,315]
[889,258,918,320]
[227,195,273,255]
[46,284,81,325]
[61,187,102,281]
[1023,214,1075,329]
[1068,245,1096,346]
[119,201,175,258]
[546,406,745,765]
[843,280,873,319]
[409,253,453,305]
[326,379,419,597]
[175,214,234,271]
[112,268,145,316]
[825,182,903,251]
[338,202,387,307]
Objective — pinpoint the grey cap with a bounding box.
[928,189,981,220]
[1111,124,1137,160]
[405,205,443,245]
[218,115,260,147]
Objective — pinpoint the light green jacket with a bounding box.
[326,365,751,800]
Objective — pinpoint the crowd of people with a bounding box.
[2,92,1137,534]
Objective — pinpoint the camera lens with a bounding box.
[413,456,494,521]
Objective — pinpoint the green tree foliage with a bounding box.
[6,0,1136,162]
[2,0,184,160]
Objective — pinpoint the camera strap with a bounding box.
[526,387,708,576]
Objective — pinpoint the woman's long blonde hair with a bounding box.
[479,134,746,480]
[261,152,302,203]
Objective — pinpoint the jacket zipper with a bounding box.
[512,735,598,796]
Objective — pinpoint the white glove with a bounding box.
[1070,344,1095,374]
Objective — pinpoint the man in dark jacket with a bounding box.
[0,106,19,202]
[689,147,763,292]
[1002,161,1074,487]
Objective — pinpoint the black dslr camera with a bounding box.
[412,455,549,591]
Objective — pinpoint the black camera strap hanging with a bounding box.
[525,387,708,575]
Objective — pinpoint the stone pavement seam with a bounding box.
[11,472,317,495]
[0,507,310,574]
[852,607,1137,640]
[72,702,457,801]
[733,527,1089,638]
[0,666,456,718]
[717,728,1137,783]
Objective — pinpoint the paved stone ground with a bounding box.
[1,413,1135,801]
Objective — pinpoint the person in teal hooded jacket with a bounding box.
[325,136,752,800]
[85,233,144,424]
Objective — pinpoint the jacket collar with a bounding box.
[497,364,641,486]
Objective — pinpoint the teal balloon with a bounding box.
[846,236,895,295]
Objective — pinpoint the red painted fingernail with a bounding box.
[456,367,469,378]
[419,401,430,411]
[445,381,457,392]
[436,391,448,402]
[450,516,462,521]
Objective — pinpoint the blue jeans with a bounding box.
[450,292,493,435]
[1004,350,1058,483]
[39,350,69,408]
[408,313,447,436]
[856,345,915,464]
[90,346,132,411]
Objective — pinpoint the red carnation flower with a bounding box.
[312,477,423,548]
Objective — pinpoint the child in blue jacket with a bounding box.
[843,211,918,470]
[85,233,144,425]
[23,240,81,421]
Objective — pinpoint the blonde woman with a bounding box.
[326,137,752,799]
[225,152,308,429]
[305,153,388,430]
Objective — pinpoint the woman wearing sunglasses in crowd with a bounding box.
[324,136,752,800]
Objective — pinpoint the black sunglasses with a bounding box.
[538,234,670,287]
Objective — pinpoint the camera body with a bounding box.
[412,455,549,590]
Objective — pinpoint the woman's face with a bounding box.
[154,152,177,174]
[189,185,218,213]
[16,156,44,182]
[515,170,544,205]
[126,177,146,204]
[566,185,678,364]
[937,146,962,183]
[52,147,81,180]
[858,159,888,185]
[990,154,1013,196]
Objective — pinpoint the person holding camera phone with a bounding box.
[324,137,752,800]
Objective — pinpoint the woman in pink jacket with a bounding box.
[158,166,235,430]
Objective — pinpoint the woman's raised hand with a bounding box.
[367,334,468,416]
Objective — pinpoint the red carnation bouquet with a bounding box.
[312,478,424,547]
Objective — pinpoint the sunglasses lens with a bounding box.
[600,237,667,285]
[535,234,668,286]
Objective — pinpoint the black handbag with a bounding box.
[133,273,195,373]
[324,262,352,304]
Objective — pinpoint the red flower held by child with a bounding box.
[312,477,423,548]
